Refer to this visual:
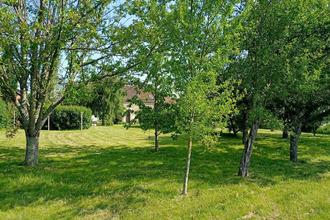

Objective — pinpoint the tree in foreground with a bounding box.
[158,0,243,194]
[177,74,236,195]
[0,0,149,165]
[273,0,329,163]
[222,0,279,177]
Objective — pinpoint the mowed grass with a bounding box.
[0,125,329,219]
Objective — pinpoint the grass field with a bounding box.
[0,125,329,219]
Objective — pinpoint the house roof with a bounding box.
[124,85,173,104]
[124,85,153,102]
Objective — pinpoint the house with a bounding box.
[122,85,173,123]
[122,85,154,123]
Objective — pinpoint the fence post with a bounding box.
[81,112,83,131]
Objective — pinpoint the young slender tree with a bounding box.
[161,0,243,194]
[124,0,178,152]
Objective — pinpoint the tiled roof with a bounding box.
[124,85,153,101]
[124,85,173,104]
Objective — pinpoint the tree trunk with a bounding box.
[282,125,288,139]
[238,120,260,177]
[229,117,237,137]
[242,111,249,144]
[22,131,40,165]
[183,137,192,195]
[154,84,159,152]
[312,126,316,136]
[290,118,302,163]
[154,130,159,152]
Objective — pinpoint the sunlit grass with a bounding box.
[0,125,329,219]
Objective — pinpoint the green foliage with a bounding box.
[176,72,236,145]
[64,77,125,126]
[0,98,9,129]
[44,106,92,130]
[268,0,330,133]
[316,124,330,135]
[126,94,178,134]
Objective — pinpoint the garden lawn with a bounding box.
[0,125,329,219]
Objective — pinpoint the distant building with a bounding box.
[122,85,154,123]
[122,85,173,123]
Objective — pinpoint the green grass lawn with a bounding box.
[0,125,329,219]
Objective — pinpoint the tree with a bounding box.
[177,74,236,195]
[93,78,125,125]
[270,0,329,162]
[127,0,243,194]
[231,0,329,167]
[0,0,152,165]
[222,0,307,176]
[124,1,177,152]
[159,0,243,194]
[126,83,178,152]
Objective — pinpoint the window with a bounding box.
[149,95,153,100]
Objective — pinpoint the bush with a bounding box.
[316,124,330,135]
[44,105,92,130]
[0,99,10,129]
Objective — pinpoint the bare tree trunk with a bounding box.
[154,130,159,152]
[183,137,192,195]
[153,82,159,152]
[238,120,260,177]
[290,118,302,163]
[282,125,288,139]
[22,131,40,165]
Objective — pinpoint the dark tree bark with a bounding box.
[282,125,288,139]
[290,118,302,163]
[183,137,192,195]
[154,130,159,152]
[238,120,260,177]
[229,117,238,136]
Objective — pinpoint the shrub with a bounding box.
[316,124,330,135]
[44,105,92,130]
[0,99,10,129]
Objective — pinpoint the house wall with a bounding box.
[122,101,154,123]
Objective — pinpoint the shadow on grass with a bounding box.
[0,130,329,216]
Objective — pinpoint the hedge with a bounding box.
[44,105,92,130]
[316,124,330,135]
[0,99,10,129]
